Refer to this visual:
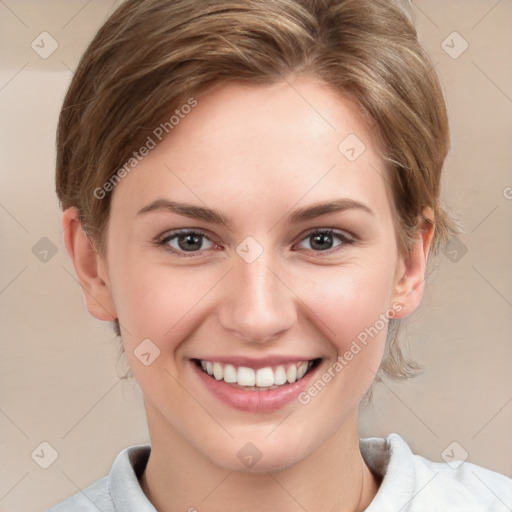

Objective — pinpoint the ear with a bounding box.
[391,208,435,318]
[62,207,117,322]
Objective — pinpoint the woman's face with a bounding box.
[97,76,417,471]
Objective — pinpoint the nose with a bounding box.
[217,252,297,344]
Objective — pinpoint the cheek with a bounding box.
[109,257,219,351]
[300,258,397,353]
[109,263,210,406]
[291,263,396,416]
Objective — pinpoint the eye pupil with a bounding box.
[311,233,333,251]
[178,234,202,251]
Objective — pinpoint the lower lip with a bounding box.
[192,361,319,413]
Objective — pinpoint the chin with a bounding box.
[216,451,304,474]
[199,431,315,475]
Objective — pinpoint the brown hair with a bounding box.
[56,0,455,382]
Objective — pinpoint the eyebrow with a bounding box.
[288,198,373,223]
[136,198,374,226]
[137,199,231,225]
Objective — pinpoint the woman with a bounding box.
[49,0,511,510]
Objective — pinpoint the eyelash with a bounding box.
[155,228,355,258]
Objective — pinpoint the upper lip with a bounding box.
[192,355,321,368]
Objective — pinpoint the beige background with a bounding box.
[1,1,511,511]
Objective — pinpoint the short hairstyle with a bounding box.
[56,0,455,383]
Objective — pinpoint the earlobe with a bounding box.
[391,209,435,318]
[62,207,117,322]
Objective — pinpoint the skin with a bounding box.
[63,75,433,512]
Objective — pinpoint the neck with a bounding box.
[140,407,380,512]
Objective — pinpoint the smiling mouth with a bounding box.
[193,358,321,391]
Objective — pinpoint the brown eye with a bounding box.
[158,230,215,256]
[296,229,353,253]
[309,232,335,251]
[176,233,204,252]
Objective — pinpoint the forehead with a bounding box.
[110,76,391,224]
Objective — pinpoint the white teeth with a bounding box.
[237,367,256,386]
[274,365,287,385]
[223,364,237,383]
[297,362,308,380]
[198,359,314,389]
[286,364,297,384]
[256,367,274,387]
[213,362,223,380]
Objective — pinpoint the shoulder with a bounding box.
[361,433,512,512]
[47,475,112,512]
[46,444,153,512]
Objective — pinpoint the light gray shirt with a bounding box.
[48,433,512,511]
